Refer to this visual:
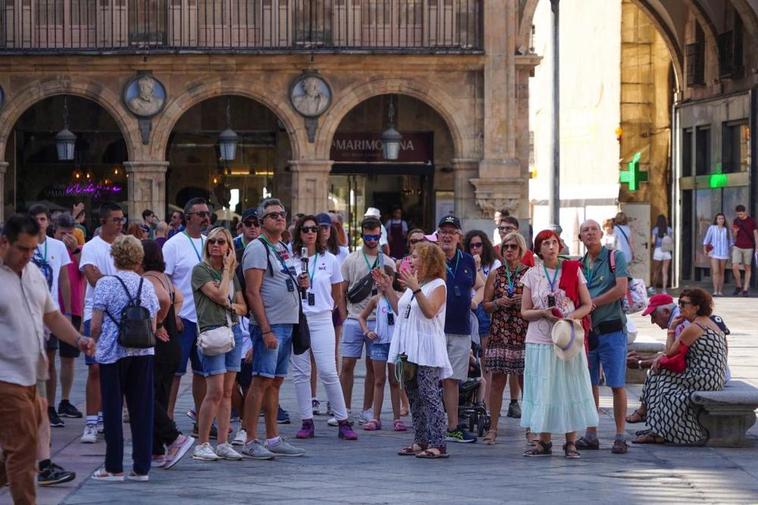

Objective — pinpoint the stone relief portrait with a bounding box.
[290,74,331,118]
[123,74,166,118]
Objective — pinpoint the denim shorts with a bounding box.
[341,318,375,359]
[588,329,627,388]
[370,342,391,362]
[176,318,203,376]
[82,319,98,366]
[251,324,293,378]
[196,324,245,378]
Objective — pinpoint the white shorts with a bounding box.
[653,247,672,261]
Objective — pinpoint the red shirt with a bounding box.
[59,250,85,317]
[733,216,757,249]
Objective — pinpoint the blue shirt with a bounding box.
[582,246,627,327]
[444,250,476,334]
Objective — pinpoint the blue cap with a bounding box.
[316,213,332,226]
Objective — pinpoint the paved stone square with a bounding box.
[4,296,758,505]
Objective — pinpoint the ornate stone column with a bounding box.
[289,160,333,216]
[124,161,169,221]
[0,161,7,224]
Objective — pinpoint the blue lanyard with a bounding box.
[503,263,517,294]
[543,262,561,293]
[362,250,379,270]
[36,239,48,263]
[446,250,461,277]
[582,254,594,286]
[307,253,319,284]
[259,236,289,273]
[183,232,204,262]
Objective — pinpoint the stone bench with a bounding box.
[626,337,666,384]
[691,380,758,447]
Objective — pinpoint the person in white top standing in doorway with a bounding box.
[79,202,123,444]
[162,198,210,429]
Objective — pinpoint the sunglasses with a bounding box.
[502,243,519,250]
[208,238,227,245]
[363,234,381,242]
[678,300,693,307]
[243,219,259,227]
[409,238,425,245]
[190,211,210,218]
[469,242,483,249]
[263,211,287,221]
[301,226,319,233]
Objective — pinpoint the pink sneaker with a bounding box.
[338,420,358,440]
[296,419,315,439]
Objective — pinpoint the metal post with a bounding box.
[549,0,560,227]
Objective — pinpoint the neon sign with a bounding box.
[65,182,122,198]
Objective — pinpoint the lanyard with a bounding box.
[259,235,289,272]
[36,239,48,262]
[183,231,204,262]
[446,250,461,277]
[543,262,561,293]
[307,253,319,284]
[503,263,517,293]
[582,254,594,286]
[362,250,378,270]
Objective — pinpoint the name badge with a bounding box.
[387,312,395,326]
[285,278,295,292]
[307,292,315,306]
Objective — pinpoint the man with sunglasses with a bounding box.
[340,217,396,425]
[494,215,535,267]
[241,198,305,458]
[79,202,124,444]
[234,208,260,291]
[162,198,211,430]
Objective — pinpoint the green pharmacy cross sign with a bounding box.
[619,152,648,191]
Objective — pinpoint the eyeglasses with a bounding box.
[409,238,425,245]
[678,300,693,307]
[110,217,126,224]
[301,226,319,233]
[190,211,210,218]
[469,242,483,249]
[263,211,287,221]
[437,229,457,236]
[363,234,381,242]
[498,226,517,233]
[243,219,259,228]
[502,243,519,251]
[207,238,227,245]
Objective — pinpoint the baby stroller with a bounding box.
[458,342,491,437]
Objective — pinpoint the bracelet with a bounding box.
[412,288,422,295]
[262,329,273,335]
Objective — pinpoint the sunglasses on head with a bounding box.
[363,234,381,242]
[301,226,319,233]
[243,219,259,227]
[263,211,287,220]
[208,238,227,245]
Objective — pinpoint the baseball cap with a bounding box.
[316,213,332,227]
[438,215,461,230]
[55,213,76,229]
[641,293,674,316]
[242,208,258,222]
[364,207,381,218]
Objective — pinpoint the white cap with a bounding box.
[364,207,381,218]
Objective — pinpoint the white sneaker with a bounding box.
[327,417,338,427]
[192,442,220,461]
[232,428,247,446]
[215,442,243,461]
[358,409,373,425]
[81,424,97,444]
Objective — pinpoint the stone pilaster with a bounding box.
[289,160,333,216]
[124,161,169,221]
[0,162,7,224]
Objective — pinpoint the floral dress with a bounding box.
[484,264,528,375]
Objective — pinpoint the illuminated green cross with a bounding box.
[619,151,648,191]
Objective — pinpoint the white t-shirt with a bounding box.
[163,231,206,323]
[295,251,343,315]
[80,235,116,321]
[373,296,396,345]
[336,246,349,264]
[33,237,71,311]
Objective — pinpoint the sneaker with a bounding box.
[164,435,194,470]
[338,420,358,440]
[48,407,65,428]
[312,399,321,416]
[215,442,243,461]
[57,400,83,419]
[296,419,315,439]
[446,427,477,443]
[507,401,522,419]
[277,406,291,424]
[357,408,373,425]
[241,439,275,460]
[38,462,76,486]
[192,442,220,461]
[152,455,167,468]
[733,287,742,296]
[575,436,600,450]
[96,420,104,434]
[232,428,248,446]
[186,409,197,422]
[91,469,124,482]
[126,471,149,482]
[81,424,98,444]
[327,417,338,427]
[266,438,305,457]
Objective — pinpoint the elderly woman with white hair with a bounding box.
[90,235,159,481]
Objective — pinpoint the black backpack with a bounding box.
[105,276,155,349]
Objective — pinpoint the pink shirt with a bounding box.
[59,250,84,317]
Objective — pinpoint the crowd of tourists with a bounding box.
[0,198,731,504]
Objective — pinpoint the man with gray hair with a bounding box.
[241,198,305,458]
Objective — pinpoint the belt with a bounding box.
[590,319,624,337]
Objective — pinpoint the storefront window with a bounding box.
[722,121,750,173]
[695,126,711,175]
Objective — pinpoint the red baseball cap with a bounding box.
[641,293,674,316]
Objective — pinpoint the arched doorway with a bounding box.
[4,95,128,227]
[166,95,293,225]
[328,94,455,249]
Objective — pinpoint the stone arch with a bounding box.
[316,78,470,161]
[150,79,305,161]
[0,77,138,161]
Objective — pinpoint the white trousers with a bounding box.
[291,311,349,421]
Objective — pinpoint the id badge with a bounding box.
[387,312,395,326]
[404,304,412,319]
[285,278,295,292]
[454,285,462,297]
[547,294,556,307]
[307,292,315,306]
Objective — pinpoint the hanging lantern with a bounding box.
[55,97,76,161]
[381,95,402,161]
[218,97,238,161]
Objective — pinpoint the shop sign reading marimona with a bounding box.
[330,132,433,163]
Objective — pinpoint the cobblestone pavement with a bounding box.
[4,296,758,505]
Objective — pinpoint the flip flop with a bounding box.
[415,448,449,459]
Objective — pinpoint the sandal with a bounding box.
[625,408,647,424]
[399,406,409,417]
[483,429,497,445]
[363,419,382,431]
[398,443,427,456]
[393,419,408,432]
[632,433,665,444]
[563,443,581,459]
[523,440,552,457]
[415,448,449,459]
[525,430,539,446]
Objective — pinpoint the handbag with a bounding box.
[661,235,674,253]
[609,249,648,314]
[282,261,311,355]
[659,343,688,373]
[197,278,235,356]
[394,353,417,389]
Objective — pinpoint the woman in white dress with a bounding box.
[702,213,732,296]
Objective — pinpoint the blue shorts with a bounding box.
[196,324,245,377]
[82,320,98,366]
[475,304,491,337]
[588,329,627,388]
[251,324,293,378]
[370,342,391,362]
[341,319,374,359]
[176,318,202,376]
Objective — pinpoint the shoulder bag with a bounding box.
[197,273,235,356]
